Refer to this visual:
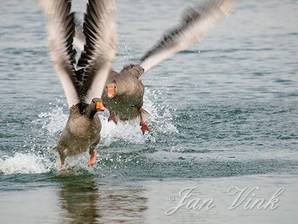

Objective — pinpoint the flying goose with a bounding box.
[102,0,234,134]
[39,0,116,169]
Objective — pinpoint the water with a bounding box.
[0,0,298,223]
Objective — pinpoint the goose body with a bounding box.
[39,0,117,168]
[102,65,144,121]
[101,0,235,133]
[56,104,101,160]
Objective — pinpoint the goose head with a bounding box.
[91,98,105,112]
[105,80,117,99]
[84,98,105,118]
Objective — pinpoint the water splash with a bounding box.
[37,103,67,136]
[0,89,177,175]
[101,117,151,146]
[0,152,53,175]
[144,89,178,134]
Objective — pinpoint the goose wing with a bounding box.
[39,0,80,108]
[76,0,117,104]
[73,13,85,53]
[140,0,235,73]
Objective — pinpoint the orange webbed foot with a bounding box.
[88,150,96,167]
[140,122,150,135]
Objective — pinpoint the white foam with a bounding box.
[101,117,150,146]
[0,152,53,175]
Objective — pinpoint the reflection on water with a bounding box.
[0,175,297,224]
[57,175,148,224]
[58,175,100,223]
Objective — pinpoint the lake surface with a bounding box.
[0,0,298,223]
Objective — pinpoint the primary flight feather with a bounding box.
[140,0,234,72]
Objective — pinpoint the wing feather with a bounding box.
[73,13,85,53]
[39,0,80,107]
[77,0,117,103]
[140,0,235,73]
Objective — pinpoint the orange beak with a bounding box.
[95,101,105,111]
[106,84,116,99]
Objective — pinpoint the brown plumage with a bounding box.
[55,100,104,168]
[102,65,149,133]
[101,0,234,134]
[39,0,116,169]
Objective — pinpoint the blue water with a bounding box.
[0,0,298,223]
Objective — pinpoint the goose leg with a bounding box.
[60,159,65,171]
[57,147,66,171]
[140,108,150,134]
[108,111,118,124]
[88,148,97,167]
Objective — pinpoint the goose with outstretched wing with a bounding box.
[100,0,235,134]
[39,0,116,169]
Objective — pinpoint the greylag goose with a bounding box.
[39,0,116,169]
[102,0,234,134]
